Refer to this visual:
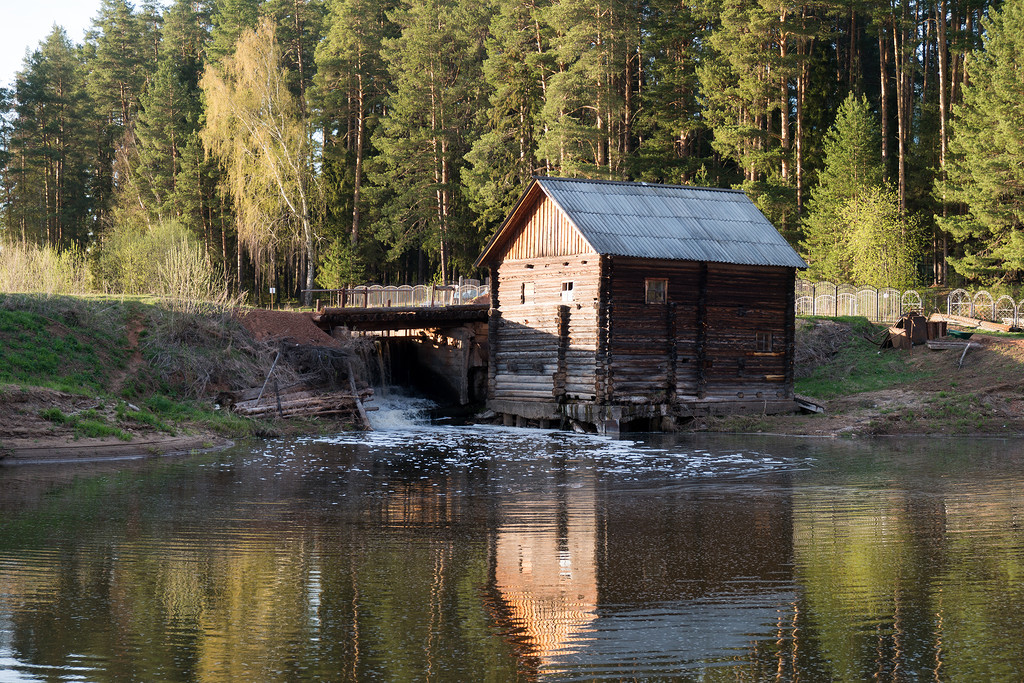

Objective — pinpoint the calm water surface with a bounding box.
[2,405,1024,681]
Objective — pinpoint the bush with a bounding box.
[96,221,227,308]
[0,240,92,294]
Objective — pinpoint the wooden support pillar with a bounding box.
[666,301,677,403]
[553,304,570,402]
[596,255,613,404]
[487,310,501,401]
[784,268,796,398]
[696,263,708,399]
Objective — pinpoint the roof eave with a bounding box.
[473,181,542,269]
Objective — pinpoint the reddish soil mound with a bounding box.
[240,310,341,348]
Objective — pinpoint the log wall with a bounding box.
[492,255,601,403]
[607,258,794,403]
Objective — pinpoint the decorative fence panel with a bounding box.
[305,280,488,309]
[797,279,1021,327]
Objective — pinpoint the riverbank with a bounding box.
[703,317,1024,437]
[0,294,365,463]
[4,293,1023,457]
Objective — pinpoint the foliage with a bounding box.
[316,238,366,288]
[202,18,317,297]
[96,220,222,300]
[844,187,925,288]
[802,93,885,282]
[0,239,92,294]
[938,0,1024,284]
[0,0,1013,291]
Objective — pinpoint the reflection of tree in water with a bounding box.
[793,482,1024,681]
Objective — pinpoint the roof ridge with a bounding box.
[533,175,745,194]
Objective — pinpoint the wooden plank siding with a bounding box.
[493,255,600,402]
[500,194,597,260]
[606,258,793,403]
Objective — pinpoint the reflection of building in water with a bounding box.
[491,478,598,667]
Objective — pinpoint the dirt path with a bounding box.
[110,313,145,396]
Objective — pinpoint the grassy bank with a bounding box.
[0,293,299,453]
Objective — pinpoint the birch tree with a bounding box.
[202,18,317,301]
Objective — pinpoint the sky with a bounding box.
[1,1,105,89]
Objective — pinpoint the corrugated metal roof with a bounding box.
[535,177,807,269]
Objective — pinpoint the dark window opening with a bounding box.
[645,278,668,304]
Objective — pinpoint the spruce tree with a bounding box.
[800,93,884,282]
[938,0,1024,282]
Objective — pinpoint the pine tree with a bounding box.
[134,58,198,221]
[536,0,635,178]
[8,28,92,247]
[262,0,326,111]
[313,0,395,248]
[208,0,263,64]
[937,0,1024,283]
[463,0,547,234]
[630,0,714,185]
[86,0,156,128]
[801,93,884,282]
[370,0,491,282]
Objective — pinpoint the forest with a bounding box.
[1,0,1022,302]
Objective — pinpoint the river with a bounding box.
[1,401,1023,681]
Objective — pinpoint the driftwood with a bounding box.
[229,382,375,428]
[925,339,982,351]
[930,312,1015,333]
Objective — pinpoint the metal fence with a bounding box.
[305,279,488,309]
[796,280,1024,326]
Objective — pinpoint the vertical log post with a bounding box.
[696,263,708,400]
[667,301,677,404]
[487,267,500,402]
[596,255,613,404]
[784,269,796,398]
[554,304,570,402]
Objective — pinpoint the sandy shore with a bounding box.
[1,434,233,464]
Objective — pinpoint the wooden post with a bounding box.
[554,304,570,401]
[596,255,613,404]
[784,269,796,398]
[667,301,677,403]
[696,263,708,399]
[487,309,501,401]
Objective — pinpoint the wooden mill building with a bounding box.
[474,177,807,434]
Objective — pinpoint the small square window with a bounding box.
[561,281,574,302]
[520,282,535,304]
[755,331,773,352]
[645,278,668,304]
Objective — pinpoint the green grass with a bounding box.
[795,316,934,399]
[39,407,133,441]
[0,300,128,394]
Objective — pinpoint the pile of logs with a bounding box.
[226,381,375,428]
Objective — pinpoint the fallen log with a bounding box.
[929,312,1015,333]
[925,339,982,351]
